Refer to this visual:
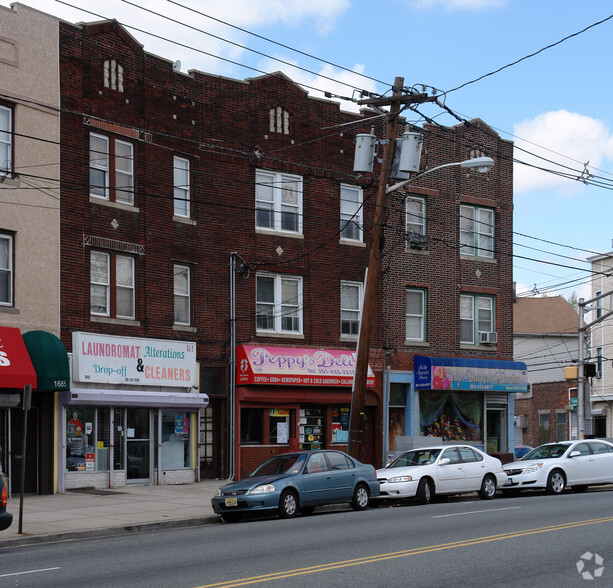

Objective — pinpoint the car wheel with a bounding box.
[416,478,433,505]
[546,470,566,494]
[221,512,240,523]
[279,489,298,518]
[300,506,315,516]
[572,485,588,493]
[351,484,370,511]
[478,474,497,500]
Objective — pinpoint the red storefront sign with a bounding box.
[0,326,37,389]
[237,345,375,387]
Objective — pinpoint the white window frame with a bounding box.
[341,281,362,338]
[256,273,303,334]
[406,288,426,341]
[255,170,303,235]
[0,233,13,306]
[115,255,135,319]
[174,264,191,325]
[0,104,12,173]
[90,251,135,319]
[340,184,363,242]
[89,133,134,205]
[406,195,426,236]
[173,156,191,218]
[460,204,494,258]
[460,294,494,345]
[90,251,110,316]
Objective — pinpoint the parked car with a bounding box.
[502,439,613,495]
[513,445,534,460]
[372,444,507,505]
[211,450,379,522]
[0,474,12,531]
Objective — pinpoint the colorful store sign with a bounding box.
[414,355,528,393]
[237,345,375,387]
[73,332,197,387]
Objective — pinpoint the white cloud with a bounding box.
[408,0,506,10]
[513,110,613,195]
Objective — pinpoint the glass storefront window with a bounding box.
[161,412,190,469]
[419,391,482,442]
[269,409,290,444]
[331,407,350,443]
[241,408,262,444]
[66,407,98,472]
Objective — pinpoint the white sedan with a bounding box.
[502,439,613,495]
[372,444,507,505]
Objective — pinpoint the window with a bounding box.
[460,204,494,258]
[269,409,290,444]
[256,274,302,334]
[173,156,190,218]
[269,107,289,134]
[0,233,13,306]
[0,104,12,173]
[460,294,494,344]
[161,412,190,468]
[596,347,603,377]
[555,412,567,442]
[539,412,550,445]
[331,407,350,443]
[341,281,362,337]
[340,185,363,242]
[406,196,426,247]
[89,133,134,205]
[240,408,263,444]
[255,170,302,234]
[90,251,135,319]
[66,407,110,472]
[174,265,190,325]
[406,288,426,341]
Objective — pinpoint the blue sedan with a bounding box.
[211,450,379,522]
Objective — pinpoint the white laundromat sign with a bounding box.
[73,332,196,387]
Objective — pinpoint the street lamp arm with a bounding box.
[386,156,495,194]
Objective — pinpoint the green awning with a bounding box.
[23,330,70,391]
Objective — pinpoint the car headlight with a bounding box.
[387,475,412,483]
[216,489,222,497]
[524,463,544,474]
[249,484,275,495]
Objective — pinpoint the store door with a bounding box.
[486,407,507,453]
[126,408,151,482]
[10,407,39,494]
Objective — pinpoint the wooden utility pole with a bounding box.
[347,77,436,460]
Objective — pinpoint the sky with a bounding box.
[5,0,613,302]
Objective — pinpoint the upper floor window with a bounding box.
[173,156,191,218]
[89,133,134,205]
[174,264,191,325]
[406,288,426,341]
[340,185,363,242]
[0,233,13,306]
[596,291,602,319]
[103,60,124,92]
[269,107,289,134]
[341,281,362,337]
[255,170,302,235]
[460,294,494,345]
[90,251,135,319]
[256,273,302,334]
[460,205,494,258]
[0,105,13,174]
[406,196,427,249]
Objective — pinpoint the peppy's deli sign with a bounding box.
[73,332,196,387]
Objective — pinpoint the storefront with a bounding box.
[60,332,208,491]
[235,345,377,479]
[384,355,528,460]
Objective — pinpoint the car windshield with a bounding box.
[521,444,569,460]
[249,454,307,477]
[387,448,443,468]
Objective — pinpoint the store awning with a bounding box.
[0,326,37,389]
[237,345,375,387]
[23,330,70,391]
[414,355,528,393]
[63,388,209,409]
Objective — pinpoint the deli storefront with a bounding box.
[235,345,376,479]
[60,332,209,491]
[407,356,528,456]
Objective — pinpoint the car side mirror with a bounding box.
[438,458,451,466]
[569,450,581,458]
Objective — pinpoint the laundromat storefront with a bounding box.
[413,356,528,454]
[61,332,208,491]
[235,345,376,479]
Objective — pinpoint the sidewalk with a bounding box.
[0,479,224,548]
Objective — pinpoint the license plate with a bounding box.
[225,497,238,507]
[507,477,513,484]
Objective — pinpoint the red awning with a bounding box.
[0,326,37,389]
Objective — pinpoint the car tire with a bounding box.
[279,489,298,518]
[478,474,497,500]
[546,469,566,494]
[572,485,588,493]
[221,512,240,523]
[416,478,433,505]
[351,484,370,511]
[300,506,315,516]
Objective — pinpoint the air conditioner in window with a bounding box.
[407,232,428,249]
[479,331,498,345]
